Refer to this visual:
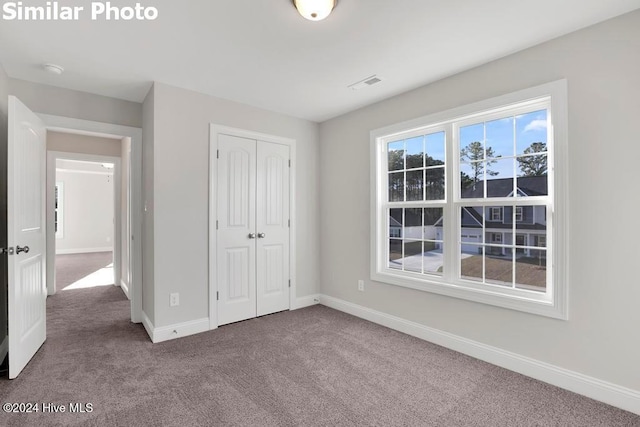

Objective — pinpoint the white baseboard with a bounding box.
[320,294,640,416]
[0,336,7,364]
[142,313,210,344]
[293,294,320,310]
[56,247,113,255]
[120,279,130,300]
[141,312,154,342]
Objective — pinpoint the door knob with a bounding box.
[248,233,256,239]
[258,233,266,239]
[16,245,30,255]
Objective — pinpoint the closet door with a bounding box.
[256,141,290,316]
[217,134,257,326]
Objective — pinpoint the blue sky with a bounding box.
[388,110,547,179]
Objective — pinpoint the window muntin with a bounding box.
[372,82,566,319]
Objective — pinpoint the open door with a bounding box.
[7,96,47,379]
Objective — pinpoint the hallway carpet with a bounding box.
[55,252,114,290]
[0,286,638,426]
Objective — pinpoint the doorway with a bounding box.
[53,157,119,293]
[41,114,142,323]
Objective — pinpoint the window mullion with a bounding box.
[444,123,456,283]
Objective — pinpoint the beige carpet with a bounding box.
[0,283,638,426]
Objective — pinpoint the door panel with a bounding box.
[8,96,47,379]
[217,134,256,326]
[256,141,290,316]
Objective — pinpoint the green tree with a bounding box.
[517,142,547,176]
[460,141,499,183]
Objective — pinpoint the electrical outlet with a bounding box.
[358,280,365,292]
[170,293,179,307]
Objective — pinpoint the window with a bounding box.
[55,182,64,239]
[515,207,523,222]
[490,207,502,221]
[371,81,568,319]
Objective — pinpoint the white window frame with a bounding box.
[55,181,64,239]
[370,80,568,319]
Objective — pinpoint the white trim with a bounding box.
[56,247,113,255]
[320,295,640,416]
[208,124,297,330]
[143,316,210,344]
[293,294,320,310]
[120,279,131,299]
[40,115,143,324]
[0,336,7,364]
[370,80,568,320]
[54,181,64,239]
[55,168,114,176]
[141,312,154,342]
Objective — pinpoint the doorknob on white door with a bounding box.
[16,245,30,255]
[248,233,256,239]
[258,233,266,239]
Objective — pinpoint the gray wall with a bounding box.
[0,64,9,357]
[150,82,320,328]
[142,85,155,323]
[48,131,122,157]
[9,79,142,128]
[319,10,640,391]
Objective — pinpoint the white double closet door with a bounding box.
[217,134,291,326]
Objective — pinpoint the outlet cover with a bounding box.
[358,280,364,291]
[170,293,179,307]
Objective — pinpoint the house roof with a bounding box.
[461,176,547,199]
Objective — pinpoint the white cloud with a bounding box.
[524,119,547,132]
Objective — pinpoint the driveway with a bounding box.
[391,249,473,273]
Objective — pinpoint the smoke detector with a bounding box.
[43,63,64,75]
[348,75,383,90]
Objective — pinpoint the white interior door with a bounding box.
[7,96,47,379]
[216,134,291,326]
[217,134,257,326]
[256,141,290,316]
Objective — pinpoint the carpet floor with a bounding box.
[1,281,638,425]
[55,252,114,290]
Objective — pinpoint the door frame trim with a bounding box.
[208,124,296,330]
[39,114,143,323]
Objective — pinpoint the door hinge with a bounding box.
[216,220,219,230]
[288,280,291,288]
[288,159,291,168]
[216,291,219,301]
[217,149,219,159]
[288,219,290,228]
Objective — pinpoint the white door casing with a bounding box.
[217,134,257,326]
[214,129,292,327]
[7,96,47,379]
[256,141,290,316]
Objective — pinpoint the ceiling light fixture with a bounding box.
[293,0,337,21]
[43,63,64,75]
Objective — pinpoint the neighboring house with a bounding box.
[390,209,438,240]
[435,176,547,258]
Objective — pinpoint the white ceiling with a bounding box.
[1,0,639,122]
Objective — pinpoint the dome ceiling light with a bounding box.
[292,0,337,21]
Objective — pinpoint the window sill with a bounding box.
[371,269,567,320]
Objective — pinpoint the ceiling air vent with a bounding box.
[349,75,383,90]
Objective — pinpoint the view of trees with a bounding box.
[389,141,546,201]
[516,142,547,176]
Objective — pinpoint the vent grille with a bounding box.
[349,75,383,90]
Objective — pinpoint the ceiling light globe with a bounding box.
[293,0,336,21]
